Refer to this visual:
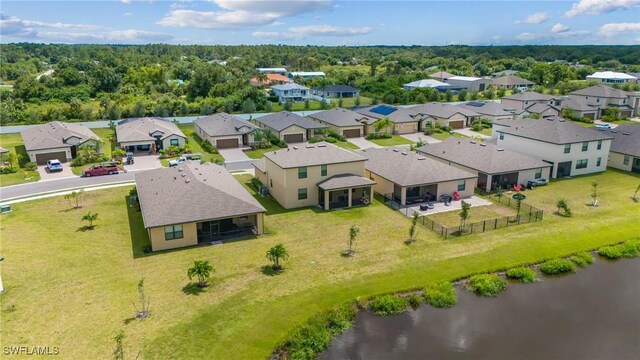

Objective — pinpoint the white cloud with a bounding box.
[253,24,373,41]
[271,21,285,26]
[598,22,640,37]
[565,0,640,17]
[123,12,133,16]
[522,12,549,24]
[551,23,570,33]
[516,30,590,42]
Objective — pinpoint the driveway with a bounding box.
[123,154,162,172]
[400,132,441,144]
[453,128,490,139]
[348,137,382,149]
[37,163,75,181]
[218,148,251,162]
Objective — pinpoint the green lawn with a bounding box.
[1,170,638,359]
[334,140,360,150]
[427,204,516,227]
[367,135,413,147]
[243,145,282,159]
[0,133,40,186]
[429,131,469,141]
[471,128,493,136]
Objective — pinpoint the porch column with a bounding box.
[400,187,407,206]
[347,188,353,208]
[486,174,493,192]
[369,186,374,204]
[324,190,330,211]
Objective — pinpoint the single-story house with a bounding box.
[492,75,534,90]
[491,69,519,78]
[429,71,456,82]
[253,142,375,210]
[116,117,186,153]
[311,85,359,98]
[354,104,419,135]
[135,162,266,251]
[307,108,372,138]
[271,83,310,103]
[194,113,256,149]
[360,147,477,205]
[253,111,327,143]
[596,124,640,173]
[403,79,451,91]
[446,76,493,92]
[460,101,524,122]
[21,121,102,164]
[406,102,480,130]
[586,71,637,84]
[416,137,552,192]
[250,73,290,87]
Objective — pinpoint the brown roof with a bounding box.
[116,118,185,143]
[408,102,479,119]
[493,75,534,87]
[429,71,455,79]
[21,121,100,151]
[308,108,373,127]
[317,174,376,190]
[250,73,291,86]
[263,142,366,169]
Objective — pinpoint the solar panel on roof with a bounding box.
[466,101,485,107]
[370,105,397,116]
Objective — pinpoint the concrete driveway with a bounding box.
[348,137,382,149]
[37,163,75,180]
[123,154,162,172]
[217,148,251,162]
[400,132,441,144]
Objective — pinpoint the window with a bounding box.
[499,133,504,140]
[597,140,602,150]
[623,155,630,165]
[298,167,307,179]
[164,225,183,240]
[170,138,179,146]
[457,180,466,191]
[321,164,327,177]
[564,144,571,154]
[535,169,542,179]
[298,188,307,200]
[576,159,588,169]
[582,142,588,152]
[596,157,602,167]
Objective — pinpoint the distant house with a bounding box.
[307,108,372,138]
[253,111,327,143]
[253,143,375,210]
[522,102,561,118]
[416,137,552,192]
[595,124,640,173]
[361,147,477,205]
[289,71,326,79]
[21,121,102,164]
[403,79,451,91]
[257,67,288,75]
[354,104,419,135]
[446,76,493,92]
[429,71,456,82]
[250,73,290,88]
[135,163,266,251]
[500,91,563,112]
[405,102,479,130]
[194,113,256,149]
[559,98,599,120]
[460,101,524,122]
[116,118,186,153]
[311,85,359,98]
[271,83,310,103]
[492,75,534,91]
[568,85,640,119]
[586,71,637,84]
[491,69,519,78]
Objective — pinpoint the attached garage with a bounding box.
[35,151,67,165]
[216,138,239,149]
[283,133,304,143]
[449,120,465,129]
[342,129,361,138]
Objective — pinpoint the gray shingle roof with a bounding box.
[271,83,309,91]
[525,103,559,114]
[460,101,523,117]
[135,163,265,228]
[570,85,630,99]
[354,105,417,123]
[416,137,552,175]
[308,108,373,127]
[502,91,555,102]
[492,70,519,77]
[317,174,375,190]
[493,75,534,87]
[596,123,640,157]
[495,118,614,144]
[116,118,185,143]
[562,97,597,112]
[21,121,100,151]
[263,142,366,168]
[360,147,477,187]
[194,113,254,137]
[407,102,479,119]
[254,111,327,132]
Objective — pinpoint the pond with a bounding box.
[320,258,640,360]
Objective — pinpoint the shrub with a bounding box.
[407,294,422,309]
[467,274,507,297]
[423,128,433,135]
[365,133,392,140]
[556,198,572,217]
[0,166,18,174]
[506,267,536,283]
[598,240,640,259]
[270,139,288,148]
[326,137,337,143]
[308,136,323,143]
[368,294,408,316]
[424,281,457,308]
[570,252,594,267]
[201,139,218,154]
[250,141,271,150]
[539,258,576,275]
[250,177,263,192]
[24,162,37,171]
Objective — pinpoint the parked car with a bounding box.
[169,156,201,167]
[527,178,548,188]
[46,159,63,172]
[83,162,119,177]
[595,123,612,129]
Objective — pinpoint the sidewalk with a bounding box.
[453,128,490,139]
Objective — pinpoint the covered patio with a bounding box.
[196,214,261,244]
[318,174,375,210]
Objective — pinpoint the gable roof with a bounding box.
[194,113,255,137]
[525,102,559,114]
[264,142,366,169]
[135,163,265,228]
[570,85,630,99]
[254,111,327,132]
[407,102,479,119]
[586,71,637,80]
[502,91,555,102]
[495,118,614,144]
[429,71,455,79]
[354,105,417,124]
[360,147,477,187]
[460,101,523,117]
[403,79,450,88]
[311,84,358,93]
[493,75,534,87]
[561,97,598,112]
[116,118,186,143]
[492,70,519,77]
[596,123,640,157]
[317,174,376,190]
[309,108,374,126]
[250,73,290,85]
[21,121,100,151]
[416,137,552,175]
[271,83,309,91]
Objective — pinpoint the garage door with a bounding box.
[216,138,239,149]
[35,152,67,165]
[342,129,361,138]
[283,133,304,143]
[449,121,464,129]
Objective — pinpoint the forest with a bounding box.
[1,43,639,125]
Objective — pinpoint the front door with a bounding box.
[632,158,640,174]
[557,161,572,178]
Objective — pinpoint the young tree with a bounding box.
[354,96,361,106]
[591,181,599,207]
[65,189,85,209]
[407,212,419,243]
[132,278,150,319]
[303,98,310,110]
[187,260,215,288]
[373,117,391,133]
[347,225,359,256]
[459,200,471,233]
[113,331,125,360]
[283,100,292,111]
[515,196,523,221]
[338,98,344,108]
[556,198,572,217]
[634,183,640,201]
[81,211,99,228]
[266,244,289,271]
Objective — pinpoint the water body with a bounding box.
[321,259,640,360]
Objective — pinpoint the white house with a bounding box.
[586,71,637,84]
[446,76,493,92]
[403,79,451,91]
[289,71,326,79]
[271,83,310,102]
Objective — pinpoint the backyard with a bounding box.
[0,170,638,359]
[426,203,516,227]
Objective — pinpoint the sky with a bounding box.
[1,0,639,45]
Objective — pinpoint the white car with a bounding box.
[46,159,63,172]
[595,123,612,129]
[169,157,201,167]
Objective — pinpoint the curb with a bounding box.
[1,180,136,205]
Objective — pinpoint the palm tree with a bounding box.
[81,211,98,228]
[187,260,215,288]
[266,244,289,271]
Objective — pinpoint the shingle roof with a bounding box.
[311,84,358,92]
[135,163,265,228]
[429,71,455,79]
[416,137,552,175]
[562,97,597,112]
[253,158,267,173]
[493,75,534,87]
[254,111,327,132]
[308,108,373,127]
[116,118,186,143]
[271,83,309,91]
[354,105,416,123]
[570,85,630,99]
[21,121,100,151]
[596,123,640,157]
[492,70,519,77]
[525,103,559,114]
[495,118,614,144]
[460,101,523,117]
[403,79,450,88]
[317,174,376,190]
[502,91,555,102]
[263,142,366,169]
[407,102,479,119]
[194,113,254,137]
[360,147,477,187]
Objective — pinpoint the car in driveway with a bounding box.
[527,178,548,188]
[595,123,612,129]
[83,162,119,177]
[46,159,63,172]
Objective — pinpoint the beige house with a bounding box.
[116,117,186,153]
[568,85,640,119]
[360,147,477,205]
[459,101,524,122]
[500,92,563,112]
[429,71,456,82]
[407,102,479,130]
[21,121,102,164]
[253,111,326,143]
[354,104,419,135]
[598,124,640,173]
[194,113,256,149]
[306,108,371,138]
[253,142,375,210]
[492,75,534,90]
[135,163,266,251]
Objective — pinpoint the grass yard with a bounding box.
[429,131,469,141]
[0,133,40,186]
[334,140,360,150]
[243,145,282,159]
[427,204,516,227]
[471,128,493,136]
[1,170,638,359]
[367,135,413,147]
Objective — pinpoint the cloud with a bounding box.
[515,30,590,42]
[598,22,640,37]
[158,0,331,29]
[271,21,285,26]
[519,12,549,24]
[551,23,570,33]
[252,24,373,41]
[123,12,133,16]
[565,0,640,17]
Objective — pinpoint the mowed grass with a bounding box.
[0,133,40,186]
[0,170,638,359]
[367,135,413,147]
[244,145,282,159]
[334,140,360,150]
[426,204,516,227]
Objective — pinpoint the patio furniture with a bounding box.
[420,202,434,211]
[452,191,461,201]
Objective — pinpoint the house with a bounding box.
[460,101,524,122]
[360,147,477,205]
[492,118,613,178]
[568,85,640,118]
[446,76,493,92]
[307,108,372,138]
[194,113,256,149]
[311,85,359,98]
[354,104,419,134]
[253,111,327,143]
[21,121,102,164]
[500,91,563,111]
[559,98,599,120]
[416,137,552,192]
[586,71,637,84]
[116,117,186,153]
[403,79,451,91]
[271,83,310,103]
[523,102,561,118]
[595,124,640,173]
[250,73,290,87]
[492,70,519,78]
[406,102,479,130]
[253,142,375,210]
[289,71,326,79]
[492,75,534,91]
[135,163,266,251]
[429,71,456,82]
[257,67,288,75]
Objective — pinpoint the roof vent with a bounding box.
[496,148,505,151]
[417,157,426,160]
[401,152,408,155]
[480,143,487,147]
[611,130,618,133]
[470,140,476,144]
[178,168,183,172]
[181,173,186,177]
[293,146,299,150]
[185,179,190,183]
[306,145,314,148]
[622,132,631,135]
[317,144,327,147]
[393,149,399,152]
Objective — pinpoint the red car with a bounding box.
[83,163,119,177]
